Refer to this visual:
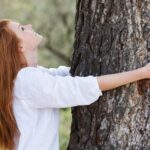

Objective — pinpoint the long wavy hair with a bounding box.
[0,19,27,150]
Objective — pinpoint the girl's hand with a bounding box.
[143,63,150,79]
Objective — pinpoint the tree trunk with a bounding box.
[68,0,150,149]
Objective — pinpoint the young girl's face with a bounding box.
[8,21,43,52]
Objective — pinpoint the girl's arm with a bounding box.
[97,63,150,91]
[17,67,102,108]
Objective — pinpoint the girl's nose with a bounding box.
[26,24,33,30]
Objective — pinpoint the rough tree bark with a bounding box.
[68,0,150,150]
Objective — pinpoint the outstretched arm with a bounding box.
[97,63,150,91]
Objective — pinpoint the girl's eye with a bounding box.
[21,27,25,31]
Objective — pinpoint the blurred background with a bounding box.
[0,0,76,149]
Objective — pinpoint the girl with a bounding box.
[0,19,149,150]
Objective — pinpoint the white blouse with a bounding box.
[13,66,102,150]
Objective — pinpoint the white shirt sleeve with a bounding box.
[14,67,102,108]
[37,65,71,76]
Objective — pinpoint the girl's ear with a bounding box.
[18,46,24,52]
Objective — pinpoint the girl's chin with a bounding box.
[36,35,43,45]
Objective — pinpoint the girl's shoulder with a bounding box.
[17,66,42,77]
[15,67,45,85]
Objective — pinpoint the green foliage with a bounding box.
[0,0,75,67]
[59,109,72,150]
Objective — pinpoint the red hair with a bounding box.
[0,19,27,150]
